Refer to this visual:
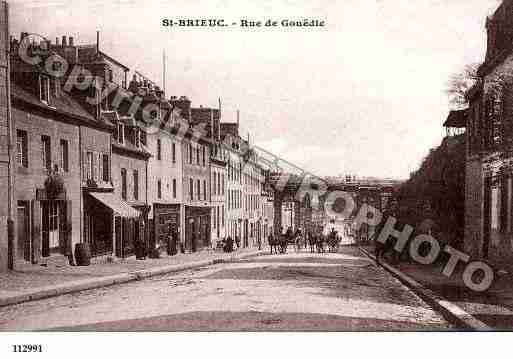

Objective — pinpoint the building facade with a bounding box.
[465,0,513,269]
[0,1,13,272]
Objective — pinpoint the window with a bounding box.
[203,180,207,201]
[189,144,193,164]
[217,172,221,195]
[189,178,193,201]
[157,179,162,199]
[107,68,113,83]
[222,174,225,195]
[133,170,139,200]
[172,143,176,163]
[102,154,109,182]
[60,139,69,172]
[213,172,217,195]
[157,139,161,160]
[202,146,206,166]
[172,179,177,199]
[87,151,93,180]
[117,123,125,144]
[222,205,225,226]
[121,168,127,200]
[40,75,50,104]
[16,130,28,167]
[197,179,201,200]
[196,146,200,164]
[41,135,51,171]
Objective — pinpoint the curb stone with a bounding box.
[0,250,263,308]
[359,247,492,331]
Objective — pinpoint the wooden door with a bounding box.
[17,205,30,261]
[483,177,492,259]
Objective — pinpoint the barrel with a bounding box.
[74,243,91,266]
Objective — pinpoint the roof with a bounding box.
[444,110,467,128]
[112,141,151,159]
[89,192,140,218]
[11,83,110,130]
[76,46,130,71]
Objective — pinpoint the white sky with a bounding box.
[9,0,502,179]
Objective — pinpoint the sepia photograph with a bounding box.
[1,0,513,355]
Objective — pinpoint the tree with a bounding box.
[446,63,480,110]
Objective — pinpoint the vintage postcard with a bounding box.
[0,0,512,355]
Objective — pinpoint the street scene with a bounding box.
[2,0,513,337]
[0,247,451,331]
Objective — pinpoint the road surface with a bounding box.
[0,247,453,331]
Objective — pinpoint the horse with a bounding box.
[294,235,302,252]
[308,235,316,253]
[316,235,325,253]
[268,236,279,255]
[279,235,288,254]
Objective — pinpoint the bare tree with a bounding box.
[446,63,480,110]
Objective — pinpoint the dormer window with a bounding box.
[117,122,125,144]
[135,128,141,148]
[39,75,50,104]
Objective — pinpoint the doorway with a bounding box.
[17,203,30,262]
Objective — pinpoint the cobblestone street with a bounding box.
[0,247,453,331]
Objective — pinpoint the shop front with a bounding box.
[153,203,181,254]
[84,191,141,258]
[185,206,211,253]
[17,188,73,264]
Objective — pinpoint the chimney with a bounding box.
[69,36,74,46]
[96,31,100,54]
[62,35,67,46]
[237,109,240,127]
[55,37,60,46]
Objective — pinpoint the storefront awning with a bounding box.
[89,192,140,218]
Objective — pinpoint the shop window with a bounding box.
[173,179,177,199]
[157,179,162,199]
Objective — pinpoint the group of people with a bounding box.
[267,227,342,255]
[218,236,241,253]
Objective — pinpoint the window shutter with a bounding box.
[99,153,103,183]
[92,152,98,181]
[82,150,87,181]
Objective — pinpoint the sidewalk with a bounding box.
[360,244,513,330]
[0,247,264,308]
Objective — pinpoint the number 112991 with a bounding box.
[12,345,43,353]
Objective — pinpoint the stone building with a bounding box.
[189,105,227,248]
[8,33,119,265]
[0,1,13,272]
[128,76,186,255]
[51,34,149,260]
[464,0,513,269]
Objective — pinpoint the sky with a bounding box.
[8,0,502,179]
